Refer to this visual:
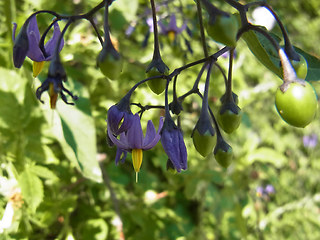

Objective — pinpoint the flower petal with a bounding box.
[107,106,124,133]
[177,23,187,34]
[27,31,45,61]
[107,105,133,135]
[142,120,156,147]
[168,15,177,30]
[127,114,143,149]
[12,23,29,68]
[108,128,130,150]
[27,15,40,43]
[45,21,64,60]
[118,112,134,134]
[115,148,127,165]
[143,117,164,150]
[12,23,17,41]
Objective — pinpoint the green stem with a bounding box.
[126,47,230,100]
[214,62,228,88]
[224,0,248,27]
[263,4,299,60]
[88,18,104,46]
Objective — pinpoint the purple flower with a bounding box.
[265,184,275,195]
[107,102,134,136]
[160,118,187,172]
[158,15,187,41]
[256,186,264,197]
[303,134,318,148]
[146,17,154,33]
[256,185,275,198]
[13,15,64,76]
[13,15,64,62]
[125,24,136,36]
[108,114,164,174]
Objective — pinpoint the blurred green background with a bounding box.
[1,0,320,239]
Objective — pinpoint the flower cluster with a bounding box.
[106,90,188,180]
[12,0,318,183]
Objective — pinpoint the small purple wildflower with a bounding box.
[108,114,163,176]
[158,15,187,42]
[265,184,275,195]
[303,134,318,148]
[13,15,64,63]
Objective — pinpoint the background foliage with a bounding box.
[1,0,320,239]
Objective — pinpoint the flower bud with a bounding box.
[12,23,29,68]
[146,57,169,95]
[160,118,187,172]
[214,136,233,168]
[192,111,216,157]
[169,98,183,115]
[217,100,242,134]
[97,41,123,80]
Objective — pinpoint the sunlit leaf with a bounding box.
[18,169,44,212]
[49,80,102,183]
[246,147,287,167]
[79,219,109,240]
[29,165,59,181]
[241,30,282,78]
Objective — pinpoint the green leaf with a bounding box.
[29,165,59,181]
[18,169,44,212]
[48,80,102,182]
[241,30,282,78]
[295,47,320,81]
[79,219,109,240]
[111,0,138,23]
[241,29,320,82]
[246,147,287,167]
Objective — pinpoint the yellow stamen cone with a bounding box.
[168,31,176,43]
[132,149,143,182]
[49,83,58,109]
[33,61,45,78]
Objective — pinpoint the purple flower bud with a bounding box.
[160,118,187,172]
[12,23,29,68]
